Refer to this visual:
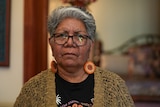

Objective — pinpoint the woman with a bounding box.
[14,6,134,107]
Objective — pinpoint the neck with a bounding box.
[57,66,88,83]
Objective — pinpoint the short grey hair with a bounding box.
[47,6,96,41]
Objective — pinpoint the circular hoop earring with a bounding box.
[50,61,57,73]
[84,61,96,74]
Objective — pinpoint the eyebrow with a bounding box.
[55,30,88,34]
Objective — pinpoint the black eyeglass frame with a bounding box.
[50,32,92,46]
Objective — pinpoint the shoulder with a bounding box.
[95,66,124,83]
[24,69,53,86]
[14,69,55,106]
[94,67,135,107]
[19,69,54,97]
[94,67,128,94]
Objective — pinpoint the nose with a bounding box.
[64,35,76,47]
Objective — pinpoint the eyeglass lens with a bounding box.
[53,33,90,46]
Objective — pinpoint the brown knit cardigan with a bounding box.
[14,67,135,107]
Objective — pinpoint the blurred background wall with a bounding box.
[0,0,159,106]
[0,0,23,106]
[49,0,160,51]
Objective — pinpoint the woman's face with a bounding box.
[49,18,93,69]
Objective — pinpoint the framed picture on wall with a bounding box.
[0,0,10,66]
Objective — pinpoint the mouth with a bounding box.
[62,53,78,57]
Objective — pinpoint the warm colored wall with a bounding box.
[90,0,160,51]
[49,0,160,51]
[0,0,24,106]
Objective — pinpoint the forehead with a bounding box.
[55,18,87,32]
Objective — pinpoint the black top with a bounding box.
[55,73,94,107]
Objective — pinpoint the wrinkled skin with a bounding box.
[49,18,93,83]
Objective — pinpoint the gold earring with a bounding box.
[50,61,57,73]
[84,61,96,74]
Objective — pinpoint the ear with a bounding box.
[88,42,95,61]
[49,38,54,57]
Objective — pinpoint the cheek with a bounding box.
[50,42,61,57]
[80,46,91,59]
[52,46,62,57]
[80,43,93,60]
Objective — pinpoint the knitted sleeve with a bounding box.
[13,71,49,107]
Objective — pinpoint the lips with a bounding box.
[62,52,79,57]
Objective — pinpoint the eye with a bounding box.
[55,33,68,38]
[77,34,86,41]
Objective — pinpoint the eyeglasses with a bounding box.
[50,32,91,46]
